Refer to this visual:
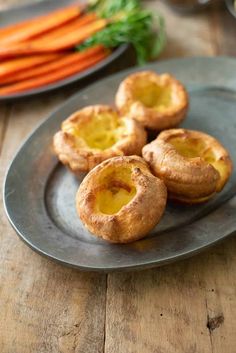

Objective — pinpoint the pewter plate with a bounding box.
[4,57,236,271]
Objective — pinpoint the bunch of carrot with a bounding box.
[0,3,110,96]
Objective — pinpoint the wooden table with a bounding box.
[0,1,236,352]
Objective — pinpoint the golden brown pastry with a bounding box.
[76,156,167,243]
[115,71,189,131]
[53,105,147,174]
[142,129,233,203]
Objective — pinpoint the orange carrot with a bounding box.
[0,46,104,85]
[0,4,83,45]
[0,19,38,40]
[0,53,63,80]
[0,4,83,40]
[26,13,97,44]
[0,50,109,95]
[0,19,107,59]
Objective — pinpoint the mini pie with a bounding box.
[115,71,189,131]
[53,105,147,174]
[142,129,233,203]
[76,155,167,243]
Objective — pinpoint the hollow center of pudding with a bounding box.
[66,112,126,150]
[168,137,208,158]
[133,80,172,110]
[169,136,228,187]
[96,167,137,215]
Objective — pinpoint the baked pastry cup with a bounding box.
[115,71,189,131]
[53,105,147,174]
[76,156,167,243]
[142,129,233,204]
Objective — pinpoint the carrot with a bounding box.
[0,50,109,95]
[0,4,83,45]
[0,45,104,85]
[0,4,83,40]
[0,19,38,40]
[0,54,63,81]
[0,19,107,59]
[28,13,97,44]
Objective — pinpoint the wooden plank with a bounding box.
[0,96,107,353]
[204,4,236,352]
[220,10,236,56]
[105,258,212,353]
[0,104,10,156]
[146,1,215,59]
[204,238,236,353]
[105,239,236,353]
[209,3,236,56]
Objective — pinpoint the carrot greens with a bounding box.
[77,0,165,64]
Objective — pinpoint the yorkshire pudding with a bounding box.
[53,105,147,174]
[142,129,233,203]
[76,156,167,243]
[115,71,189,131]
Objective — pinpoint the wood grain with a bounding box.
[105,238,236,353]
[0,1,236,352]
[0,97,107,353]
[211,4,236,56]
[153,1,216,58]
[204,238,236,353]
[0,104,10,156]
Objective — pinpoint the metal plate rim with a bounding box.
[3,198,236,272]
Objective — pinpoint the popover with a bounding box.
[142,129,233,203]
[76,156,167,243]
[53,105,147,173]
[115,71,189,131]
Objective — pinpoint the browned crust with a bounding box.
[115,71,189,131]
[76,156,167,243]
[142,129,233,204]
[53,105,147,174]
